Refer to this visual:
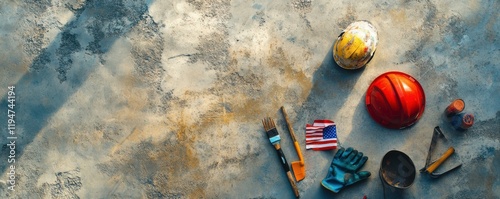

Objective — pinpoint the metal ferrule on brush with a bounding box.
[266,128,281,145]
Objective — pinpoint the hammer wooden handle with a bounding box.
[426,147,455,174]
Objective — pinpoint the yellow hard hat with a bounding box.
[333,21,378,69]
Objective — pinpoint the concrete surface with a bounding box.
[0,0,499,198]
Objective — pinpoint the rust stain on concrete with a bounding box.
[390,9,407,24]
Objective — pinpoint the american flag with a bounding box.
[305,120,338,151]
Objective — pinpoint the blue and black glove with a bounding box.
[321,147,371,193]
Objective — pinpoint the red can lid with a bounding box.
[450,99,465,112]
[462,114,474,127]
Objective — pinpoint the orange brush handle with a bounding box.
[426,147,455,174]
[294,142,304,165]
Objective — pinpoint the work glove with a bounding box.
[321,147,371,193]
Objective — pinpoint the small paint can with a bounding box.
[445,99,465,118]
[451,113,474,131]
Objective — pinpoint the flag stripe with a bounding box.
[312,120,335,125]
[312,146,337,151]
[306,143,338,149]
[306,138,337,143]
[306,134,324,137]
[306,141,337,145]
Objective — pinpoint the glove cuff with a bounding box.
[321,167,345,193]
[321,179,342,193]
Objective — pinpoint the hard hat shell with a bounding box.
[333,20,378,69]
[365,71,425,129]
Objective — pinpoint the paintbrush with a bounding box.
[262,117,300,198]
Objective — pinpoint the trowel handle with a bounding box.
[281,106,298,142]
[281,106,305,164]
[426,147,455,174]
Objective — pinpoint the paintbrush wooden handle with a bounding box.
[426,147,455,174]
[286,171,300,198]
[274,144,300,198]
[275,145,291,172]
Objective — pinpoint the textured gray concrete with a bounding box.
[0,0,499,198]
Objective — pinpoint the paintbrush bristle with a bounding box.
[262,117,281,145]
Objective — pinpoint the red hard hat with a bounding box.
[365,71,425,129]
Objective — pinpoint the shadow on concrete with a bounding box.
[295,40,366,127]
[295,40,367,198]
[336,1,500,197]
[346,87,420,148]
[0,0,152,174]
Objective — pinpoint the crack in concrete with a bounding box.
[167,53,196,60]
